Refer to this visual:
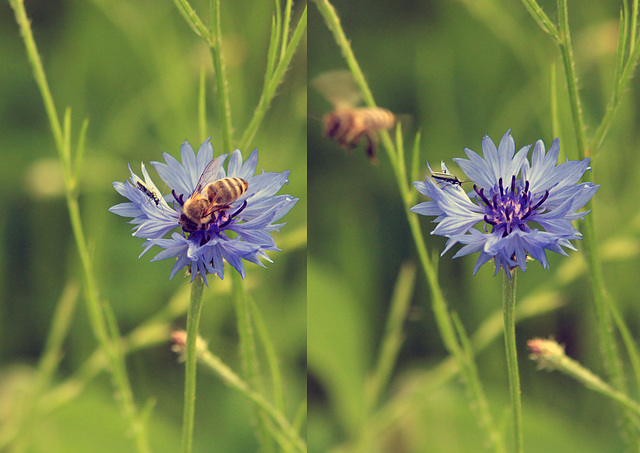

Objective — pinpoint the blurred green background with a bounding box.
[0,0,306,452]
[309,0,640,452]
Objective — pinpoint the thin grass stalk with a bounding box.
[312,2,501,449]
[557,0,588,156]
[555,0,638,446]
[550,63,560,139]
[198,65,207,143]
[632,0,639,54]
[171,0,212,45]
[352,291,566,447]
[209,0,233,153]
[248,295,286,414]
[452,312,506,453]
[590,20,640,155]
[280,0,293,62]
[528,338,640,425]
[365,262,416,413]
[610,302,640,400]
[9,2,149,452]
[239,6,307,151]
[519,0,559,41]
[231,271,274,452]
[196,339,306,452]
[0,282,80,451]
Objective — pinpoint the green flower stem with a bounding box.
[194,336,306,452]
[239,6,307,151]
[503,269,523,453]
[346,228,640,442]
[181,276,205,453]
[590,8,640,155]
[314,2,502,450]
[9,0,63,152]
[198,65,207,143]
[556,0,587,156]
[519,0,559,41]
[556,0,637,445]
[365,262,416,413]
[524,0,640,446]
[209,0,233,154]
[231,271,273,452]
[248,294,285,414]
[279,0,293,62]
[171,0,213,46]
[354,290,566,446]
[529,338,640,425]
[9,2,149,452]
[0,281,80,451]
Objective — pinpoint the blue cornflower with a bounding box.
[411,131,599,276]
[110,139,298,284]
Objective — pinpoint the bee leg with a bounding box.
[231,200,248,218]
[325,117,341,138]
[219,200,248,228]
[365,133,379,165]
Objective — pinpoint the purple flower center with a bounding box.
[474,175,549,238]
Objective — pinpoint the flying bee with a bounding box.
[313,70,396,163]
[178,156,248,233]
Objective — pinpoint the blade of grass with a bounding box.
[248,294,285,414]
[452,311,506,453]
[231,271,274,453]
[171,0,213,46]
[209,0,233,153]
[365,262,416,412]
[198,65,207,143]
[239,6,307,151]
[313,2,499,450]
[9,2,149,451]
[195,337,306,452]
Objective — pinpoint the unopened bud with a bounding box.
[527,337,565,371]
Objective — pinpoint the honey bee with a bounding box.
[178,156,248,233]
[313,70,396,163]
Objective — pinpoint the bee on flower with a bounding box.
[110,139,298,284]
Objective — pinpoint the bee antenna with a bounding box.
[172,189,185,206]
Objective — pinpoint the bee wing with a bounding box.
[194,156,224,193]
[312,70,362,110]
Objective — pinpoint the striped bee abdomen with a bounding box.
[206,177,248,208]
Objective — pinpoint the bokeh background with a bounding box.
[309,0,640,452]
[0,0,306,452]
